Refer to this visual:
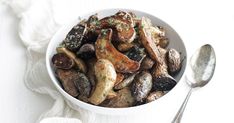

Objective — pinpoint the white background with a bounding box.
[1,0,234,123]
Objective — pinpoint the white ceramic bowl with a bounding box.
[46,9,187,122]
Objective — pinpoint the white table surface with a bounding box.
[1,0,234,123]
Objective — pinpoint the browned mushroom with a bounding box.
[52,53,74,69]
[100,87,135,108]
[146,91,164,103]
[57,47,87,73]
[76,43,95,59]
[89,59,117,105]
[95,29,140,73]
[56,69,79,97]
[97,11,136,43]
[151,47,177,91]
[140,56,155,70]
[117,42,134,52]
[139,17,163,63]
[114,72,138,90]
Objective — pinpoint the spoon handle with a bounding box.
[171,87,193,123]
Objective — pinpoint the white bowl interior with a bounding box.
[46,9,187,115]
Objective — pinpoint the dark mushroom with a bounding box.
[152,47,177,91]
[86,58,97,95]
[76,43,95,59]
[125,46,146,62]
[95,29,140,73]
[131,71,152,102]
[62,22,87,51]
[86,14,99,42]
[73,72,91,102]
[56,69,79,97]
[167,48,181,74]
[52,53,74,69]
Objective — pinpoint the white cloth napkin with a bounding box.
[4,0,98,123]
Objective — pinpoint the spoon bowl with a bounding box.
[187,44,216,88]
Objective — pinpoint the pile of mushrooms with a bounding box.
[52,11,182,108]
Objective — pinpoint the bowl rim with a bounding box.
[46,8,187,115]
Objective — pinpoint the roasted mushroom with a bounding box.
[62,22,87,51]
[95,29,140,73]
[117,42,134,52]
[140,56,155,70]
[146,91,164,103]
[98,11,136,43]
[114,72,138,90]
[131,71,152,102]
[52,53,74,69]
[89,59,117,105]
[139,17,163,63]
[73,72,91,102]
[57,47,87,73]
[167,48,181,74]
[76,43,95,59]
[86,14,99,42]
[56,69,79,97]
[152,47,177,91]
[101,87,135,108]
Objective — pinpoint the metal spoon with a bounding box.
[172,44,216,123]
